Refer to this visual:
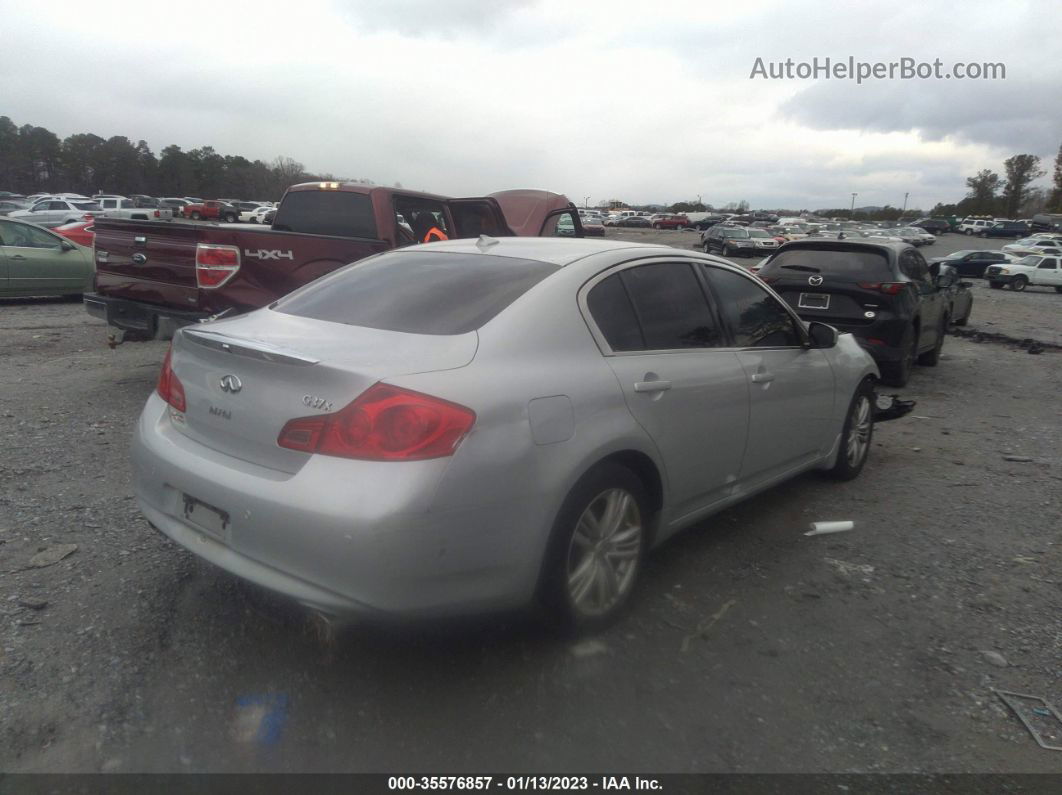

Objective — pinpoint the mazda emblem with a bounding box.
[219,374,242,393]
[808,275,823,286]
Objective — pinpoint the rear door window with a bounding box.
[611,262,721,350]
[272,190,379,239]
[275,250,556,335]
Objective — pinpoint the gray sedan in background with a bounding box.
[134,238,881,632]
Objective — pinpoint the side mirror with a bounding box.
[60,240,75,251]
[928,261,941,279]
[807,321,838,349]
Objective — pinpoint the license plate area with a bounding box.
[799,292,830,310]
[182,493,230,539]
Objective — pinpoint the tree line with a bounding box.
[0,116,363,201]
[932,146,1062,219]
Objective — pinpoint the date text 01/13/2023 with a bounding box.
[387,776,663,791]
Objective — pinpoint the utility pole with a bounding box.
[901,191,909,219]
[850,193,858,212]
[584,196,591,209]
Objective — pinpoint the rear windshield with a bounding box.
[275,250,558,335]
[272,190,378,238]
[758,247,894,280]
[72,201,100,211]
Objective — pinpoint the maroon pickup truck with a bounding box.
[85,183,583,343]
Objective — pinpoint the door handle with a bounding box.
[634,380,672,393]
[750,372,775,384]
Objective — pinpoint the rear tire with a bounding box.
[828,378,875,481]
[703,241,711,253]
[918,316,947,366]
[190,211,201,220]
[1010,275,1028,291]
[880,326,916,387]
[539,463,649,635]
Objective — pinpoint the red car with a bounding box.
[54,220,95,248]
[182,200,239,222]
[651,214,690,230]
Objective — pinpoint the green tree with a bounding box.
[963,169,1001,214]
[0,116,22,189]
[60,133,106,194]
[1000,154,1045,218]
[1048,142,1062,211]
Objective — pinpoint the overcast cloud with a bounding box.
[1,0,1058,209]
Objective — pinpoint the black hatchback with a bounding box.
[756,240,950,386]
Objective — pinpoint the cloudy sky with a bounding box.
[1,0,1058,210]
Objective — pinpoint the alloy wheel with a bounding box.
[566,488,642,618]
[846,395,872,468]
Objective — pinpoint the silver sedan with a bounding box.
[134,238,880,632]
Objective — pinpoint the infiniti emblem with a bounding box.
[808,275,823,286]
[219,374,242,393]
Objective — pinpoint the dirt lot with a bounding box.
[1,230,1060,773]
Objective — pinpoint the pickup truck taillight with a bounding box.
[153,210,160,218]
[195,243,241,288]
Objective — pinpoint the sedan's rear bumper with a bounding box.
[133,395,546,618]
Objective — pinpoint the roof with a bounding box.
[402,236,671,266]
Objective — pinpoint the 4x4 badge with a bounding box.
[808,275,823,286]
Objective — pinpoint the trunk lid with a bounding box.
[94,218,201,288]
[168,310,478,473]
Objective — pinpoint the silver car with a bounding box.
[8,198,100,227]
[134,238,881,631]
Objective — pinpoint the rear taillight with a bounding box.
[153,210,160,218]
[156,346,186,412]
[195,243,240,288]
[858,282,908,295]
[277,383,476,461]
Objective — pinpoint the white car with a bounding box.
[985,254,1062,292]
[957,218,995,235]
[96,197,174,221]
[238,205,273,223]
[8,198,101,227]
[1002,238,1062,257]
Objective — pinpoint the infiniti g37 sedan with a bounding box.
[134,238,882,632]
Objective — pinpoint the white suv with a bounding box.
[957,218,995,235]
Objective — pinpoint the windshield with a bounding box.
[721,228,748,239]
[747,229,771,238]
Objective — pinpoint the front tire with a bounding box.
[539,463,649,634]
[703,241,711,253]
[989,281,1004,289]
[1010,275,1028,291]
[828,379,875,481]
[190,211,201,220]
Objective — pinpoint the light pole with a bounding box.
[901,192,909,220]
[583,196,591,209]
[850,193,857,213]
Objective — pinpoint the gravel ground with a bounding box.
[1,230,1060,773]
